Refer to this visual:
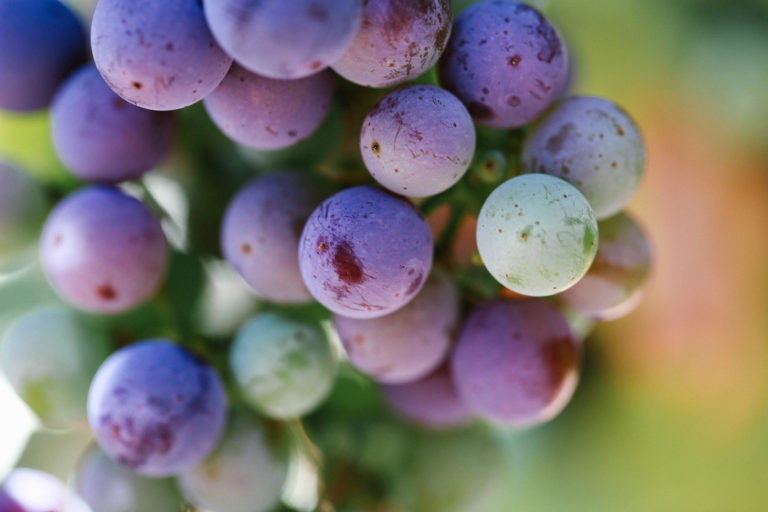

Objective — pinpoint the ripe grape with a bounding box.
[88,340,228,477]
[39,186,168,313]
[520,95,646,219]
[50,64,176,183]
[332,0,452,88]
[91,0,232,111]
[334,272,458,384]
[204,64,335,150]
[0,306,111,427]
[382,365,470,429]
[74,445,181,512]
[0,0,87,112]
[298,186,433,319]
[230,312,337,419]
[0,161,46,274]
[178,411,290,512]
[221,172,327,304]
[438,0,569,128]
[477,174,598,296]
[0,468,87,512]
[559,212,653,321]
[360,85,475,198]
[452,299,581,427]
[203,0,362,79]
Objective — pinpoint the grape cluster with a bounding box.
[0,0,652,510]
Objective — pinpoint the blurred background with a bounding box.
[2,0,768,510]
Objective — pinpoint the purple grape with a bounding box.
[520,95,646,219]
[332,0,452,88]
[0,0,87,112]
[334,271,458,384]
[0,161,46,274]
[452,299,581,427]
[87,340,228,477]
[40,186,168,313]
[559,212,653,321]
[91,0,233,111]
[204,64,335,150]
[203,0,362,79]
[0,468,77,512]
[50,64,176,183]
[298,186,433,319]
[360,85,476,198]
[438,0,569,128]
[382,365,471,429]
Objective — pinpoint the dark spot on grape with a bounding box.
[563,194,568,198]
[394,168,399,173]
[317,238,329,252]
[533,11,562,63]
[333,241,364,285]
[241,243,252,254]
[310,61,323,70]
[509,55,521,67]
[507,95,521,107]
[371,141,381,154]
[482,87,489,94]
[96,283,117,301]
[288,130,297,137]
[354,335,365,346]
[53,234,62,246]
[132,82,142,90]
[406,272,424,295]
[165,42,174,51]
[468,101,494,120]
[521,232,527,240]
[545,123,573,153]
[308,3,328,21]
[611,162,617,168]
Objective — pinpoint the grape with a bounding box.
[88,340,227,477]
[221,172,327,304]
[50,64,176,183]
[203,0,362,80]
[178,411,290,512]
[477,174,598,296]
[438,0,569,128]
[471,149,508,184]
[91,0,232,111]
[331,0,452,88]
[0,0,87,112]
[39,186,168,313]
[230,312,336,419]
[382,365,470,429]
[360,85,476,198]
[334,271,458,384]
[520,96,646,219]
[204,64,335,150]
[0,161,46,274]
[559,212,653,321]
[451,299,581,427]
[298,186,433,319]
[0,306,111,427]
[0,468,81,512]
[74,445,181,512]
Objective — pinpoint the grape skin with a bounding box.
[360,85,476,198]
[520,95,646,219]
[477,174,598,297]
[298,186,434,319]
[91,0,233,111]
[332,0,452,88]
[203,0,362,80]
[438,0,569,129]
[221,172,327,304]
[0,0,87,112]
[88,340,228,477]
[39,186,168,313]
[50,64,176,183]
[204,64,335,150]
[335,272,458,384]
[452,299,581,427]
[0,161,46,274]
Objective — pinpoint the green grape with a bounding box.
[0,161,46,274]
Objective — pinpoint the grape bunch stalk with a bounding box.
[0,0,653,510]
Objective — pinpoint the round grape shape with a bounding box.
[51,64,176,183]
[203,0,362,79]
[477,174,598,296]
[221,172,327,303]
[332,0,452,88]
[0,161,46,274]
[560,212,653,321]
[438,0,569,128]
[230,312,337,419]
[360,85,476,198]
[298,186,434,319]
[40,186,168,313]
[335,272,458,384]
[0,306,111,427]
[179,411,290,512]
[204,64,335,150]
[0,0,87,111]
[520,95,646,219]
[91,0,233,111]
[452,299,581,427]
[88,340,228,477]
